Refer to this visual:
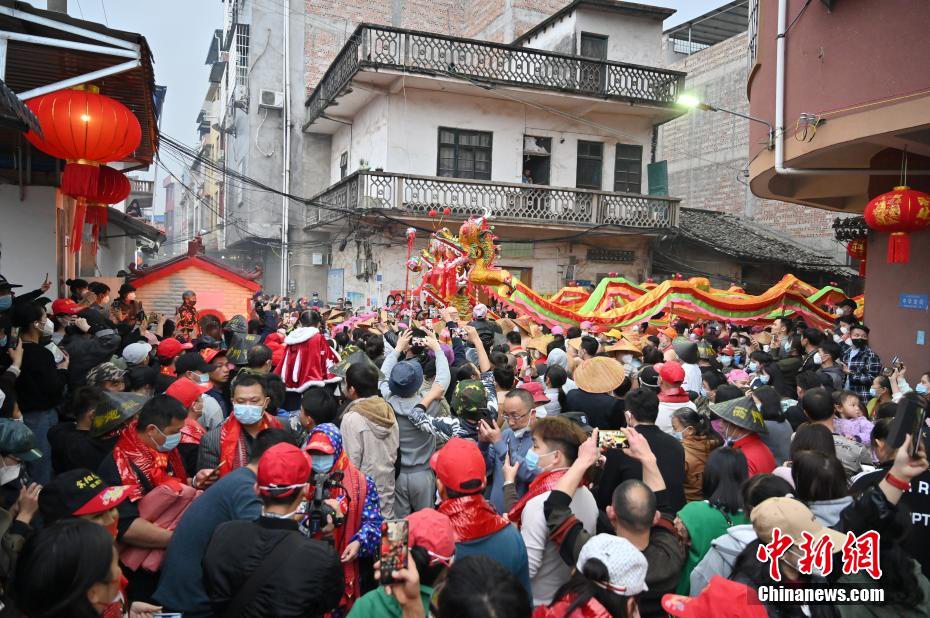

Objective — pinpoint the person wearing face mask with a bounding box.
[707,396,775,476]
[86,282,113,321]
[866,375,894,417]
[841,324,882,406]
[0,273,52,319]
[202,442,344,617]
[304,423,383,615]
[501,416,597,606]
[10,301,67,485]
[38,469,130,532]
[479,388,540,513]
[671,408,722,502]
[0,419,43,591]
[815,340,845,390]
[50,297,82,344]
[197,374,284,478]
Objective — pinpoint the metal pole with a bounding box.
[280,0,291,295]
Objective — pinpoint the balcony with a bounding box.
[305,171,679,231]
[305,24,686,130]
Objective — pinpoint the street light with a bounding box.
[676,94,775,150]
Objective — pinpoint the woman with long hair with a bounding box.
[791,450,851,527]
[671,407,722,502]
[543,364,569,416]
[751,385,792,466]
[674,447,750,595]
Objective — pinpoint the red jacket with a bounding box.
[264,332,286,370]
[734,432,776,476]
[275,327,340,392]
[533,594,612,618]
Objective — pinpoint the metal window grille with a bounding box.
[748,0,759,71]
[588,248,636,263]
[614,144,643,193]
[576,141,603,190]
[499,242,534,259]
[235,24,250,87]
[437,127,492,180]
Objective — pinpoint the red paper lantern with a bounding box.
[70,166,131,254]
[428,209,438,218]
[863,186,930,264]
[24,86,141,199]
[846,238,867,277]
[442,207,452,216]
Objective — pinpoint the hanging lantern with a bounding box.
[24,86,141,198]
[846,238,867,277]
[863,186,930,264]
[70,166,131,254]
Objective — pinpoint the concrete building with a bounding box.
[746,0,930,368]
[656,0,843,261]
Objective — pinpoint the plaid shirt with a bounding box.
[842,345,882,405]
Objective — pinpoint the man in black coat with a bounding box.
[595,388,687,513]
[203,442,343,617]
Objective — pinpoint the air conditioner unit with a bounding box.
[259,89,284,110]
[312,252,332,266]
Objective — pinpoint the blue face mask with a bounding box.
[192,372,210,385]
[670,430,683,441]
[748,361,760,373]
[868,388,878,398]
[917,384,929,395]
[311,454,335,473]
[757,374,770,385]
[0,296,11,312]
[524,449,555,472]
[719,355,732,367]
[233,403,264,425]
[156,428,181,452]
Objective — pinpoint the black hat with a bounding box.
[0,419,41,460]
[91,392,148,437]
[175,351,212,374]
[118,283,136,296]
[0,274,22,291]
[39,469,131,524]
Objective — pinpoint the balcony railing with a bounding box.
[306,24,686,127]
[305,171,679,230]
[129,179,154,194]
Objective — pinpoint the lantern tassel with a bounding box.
[61,163,99,198]
[70,198,87,254]
[887,232,910,264]
[86,204,109,257]
[859,260,866,277]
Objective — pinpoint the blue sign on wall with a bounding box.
[898,293,929,311]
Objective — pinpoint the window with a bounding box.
[576,141,603,190]
[522,135,551,185]
[437,128,492,180]
[235,24,250,87]
[339,152,348,179]
[614,144,643,193]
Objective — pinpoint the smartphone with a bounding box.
[891,355,903,370]
[45,342,65,364]
[412,337,427,348]
[912,408,927,458]
[597,430,629,450]
[153,614,183,618]
[379,519,410,585]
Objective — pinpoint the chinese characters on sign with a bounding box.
[898,293,929,311]
[756,528,882,581]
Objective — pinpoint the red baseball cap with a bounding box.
[164,378,210,409]
[430,437,486,494]
[51,298,82,316]
[406,508,455,566]
[39,470,131,523]
[662,576,766,618]
[691,327,704,338]
[157,338,192,360]
[304,432,335,455]
[257,443,311,497]
[656,361,685,385]
[517,380,550,404]
[201,348,227,364]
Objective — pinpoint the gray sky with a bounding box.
[28,0,724,213]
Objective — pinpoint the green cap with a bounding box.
[0,419,42,461]
[452,380,488,421]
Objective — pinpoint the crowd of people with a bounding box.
[0,275,929,618]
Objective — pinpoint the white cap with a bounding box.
[577,534,649,596]
[121,342,153,366]
[472,304,488,318]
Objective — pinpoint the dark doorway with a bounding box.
[579,32,607,93]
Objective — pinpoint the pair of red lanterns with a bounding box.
[23,85,141,254]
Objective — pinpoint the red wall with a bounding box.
[864,228,930,373]
[748,0,930,150]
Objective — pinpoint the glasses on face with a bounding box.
[504,411,531,423]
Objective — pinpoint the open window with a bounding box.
[522,136,551,185]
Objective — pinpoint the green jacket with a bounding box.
[675,500,749,595]
[347,584,434,617]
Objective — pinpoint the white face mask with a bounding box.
[621,354,634,365]
[39,318,54,337]
[0,461,21,486]
[833,334,843,344]
[813,352,823,365]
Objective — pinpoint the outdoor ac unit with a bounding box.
[259,89,284,110]
[312,252,332,266]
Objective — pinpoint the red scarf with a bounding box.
[439,494,510,542]
[508,469,571,528]
[179,417,205,445]
[218,412,282,477]
[311,450,367,612]
[112,419,187,501]
[659,386,690,403]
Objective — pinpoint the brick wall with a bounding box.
[657,34,842,257]
[134,265,254,323]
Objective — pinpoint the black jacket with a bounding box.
[203,517,343,618]
[564,389,625,430]
[16,342,66,412]
[595,424,687,513]
[62,332,121,389]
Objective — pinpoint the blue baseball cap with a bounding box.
[389,361,423,398]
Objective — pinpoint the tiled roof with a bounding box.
[677,207,850,274]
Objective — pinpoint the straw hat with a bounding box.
[526,335,554,354]
[605,328,624,340]
[497,318,518,334]
[605,339,642,356]
[709,396,767,434]
[753,331,773,346]
[514,317,536,335]
[574,357,626,394]
[566,337,582,351]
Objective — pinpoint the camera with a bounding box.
[302,471,347,536]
